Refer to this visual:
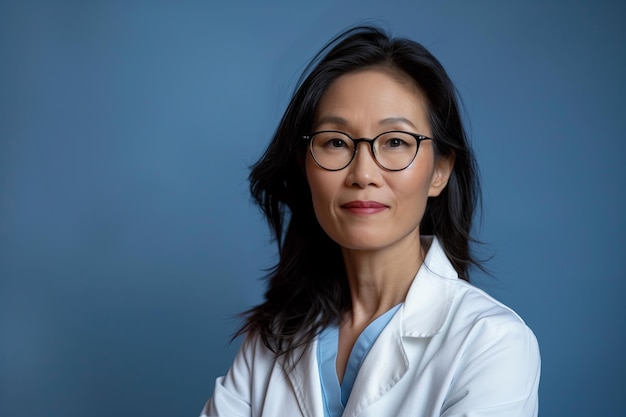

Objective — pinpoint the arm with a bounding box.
[200,336,260,417]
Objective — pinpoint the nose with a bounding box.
[345,142,383,188]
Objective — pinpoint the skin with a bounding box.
[304,68,454,382]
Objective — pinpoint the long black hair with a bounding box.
[237,25,481,358]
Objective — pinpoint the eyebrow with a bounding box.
[315,115,417,129]
[315,115,349,127]
[379,117,417,129]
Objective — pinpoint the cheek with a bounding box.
[305,158,335,218]
[393,167,435,217]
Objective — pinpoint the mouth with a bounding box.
[341,200,388,214]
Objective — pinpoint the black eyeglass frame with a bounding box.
[302,130,433,172]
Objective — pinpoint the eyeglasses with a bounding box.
[303,130,433,171]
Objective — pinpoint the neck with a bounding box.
[341,234,426,326]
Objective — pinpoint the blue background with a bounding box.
[1,1,624,416]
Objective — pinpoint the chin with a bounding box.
[334,234,390,251]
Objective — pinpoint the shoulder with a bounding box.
[442,279,540,368]
[450,279,534,334]
[235,331,315,375]
[236,332,279,367]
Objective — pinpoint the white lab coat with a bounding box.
[200,237,540,417]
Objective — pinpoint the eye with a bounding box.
[316,133,351,150]
[387,137,407,148]
[329,138,346,148]
[381,136,409,148]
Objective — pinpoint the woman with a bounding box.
[200,26,540,417]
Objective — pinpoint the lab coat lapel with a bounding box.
[284,341,325,417]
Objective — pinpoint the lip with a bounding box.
[341,200,388,215]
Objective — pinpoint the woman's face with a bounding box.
[305,68,453,252]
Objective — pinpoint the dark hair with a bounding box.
[237,25,481,358]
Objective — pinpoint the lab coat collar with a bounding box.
[400,235,458,338]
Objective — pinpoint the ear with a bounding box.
[428,152,455,197]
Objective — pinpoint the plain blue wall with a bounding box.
[1,1,624,416]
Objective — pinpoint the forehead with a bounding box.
[314,68,430,133]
